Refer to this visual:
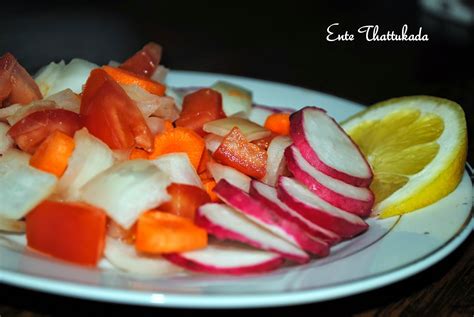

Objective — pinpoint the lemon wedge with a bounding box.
[341,96,467,218]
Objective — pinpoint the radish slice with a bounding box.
[277,176,368,238]
[211,81,252,116]
[0,123,13,155]
[249,180,341,245]
[214,180,329,257]
[285,145,374,217]
[58,129,115,200]
[0,149,57,220]
[204,134,223,154]
[207,161,251,192]
[80,160,171,229]
[163,241,284,275]
[151,153,202,188]
[262,136,292,186]
[197,203,309,263]
[0,215,25,233]
[290,107,373,187]
[104,237,183,277]
[203,117,270,141]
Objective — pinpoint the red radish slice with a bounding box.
[277,176,368,238]
[214,180,329,257]
[262,135,292,186]
[196,203,309,263]
[204,134,223,154]
[290,107,372,187]
[207,161,251,192]
[163,241,283,275]
[151,153,202,188]
[249,180,341,245]
[285,145,374,217]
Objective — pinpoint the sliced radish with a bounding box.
[104,237,183,277]
[262,135,292,186]
[163,241,284,275]
[58,128,115,200]
[290,107,372,187]
[277,176,368,238]
[204,134,223,154]
[249,180,341,245]
[0,123,13,155]
[207,161,251,192]
[197,203,309,263]
[203,117,270,141]
[0,149,57,220]
[151,153,202,188]
[285,145,374,216]
[214,180,329,257]
[80,160,171,229]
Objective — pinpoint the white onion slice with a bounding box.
[207,161,251,192]
[165,87,183,111]
[248,106,275,126]
[80,160,171,229]
[211,81,252,116]
[151,153,202,188]
[0,104,21,122]
[0,123,13,155]
[0,215,25,233]
[204,134,223,154]
[0,149,57,220]
[150,65,169,84]
[145,116,167,135]
[45,89,81,113]
[203,117,270,141]
[262,136,292,186]
[57,128,115,200]
[104,237,183,277]
[7,100,57,126]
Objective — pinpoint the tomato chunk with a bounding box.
[158,183,211,220]
[251,133,277,150]
[81,69,154,152]
[213,127,267,179]
[175,88,226,136]
[8,109,83,154]
[0,53,42,107]
[26,201,107,266]
[120,42,162,77]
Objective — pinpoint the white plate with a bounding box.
[0,71,472,309]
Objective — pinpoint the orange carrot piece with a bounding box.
[30,131,75,177]
[129,148,149,160]
[197,149,211,174]
[163,120,174,132]
[264,113,291,135]
[102,65,166,96]
[135,211,208,254]
[202,179,220,202]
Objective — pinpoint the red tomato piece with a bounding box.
[8,109,83,154]
[81,69,154,152]
[158,183,211,221]
[0,53,42,107]
[120,42,162,77]
[26,201,107,266]
[251,133,278,150]
[213,127,267,179]
[174,88,226,136]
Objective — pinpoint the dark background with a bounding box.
[0,0,473,316]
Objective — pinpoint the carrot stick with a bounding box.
[102,65,166,96]
[135,211,208,254]
[264,113,291,135]
[202,179,220,202]
[30,131,75,177]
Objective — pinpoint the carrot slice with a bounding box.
[202,179,220,202]
[30,130,75,177]
[163,120,174,132]
[102,65,166,96]
[264,113,290,135]
[135,211,208,254]
[197,149,211,174]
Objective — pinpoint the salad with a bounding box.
[0,42,377,275]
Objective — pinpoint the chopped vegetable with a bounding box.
[207,161,251,192]
[120,42,162,77]
[202,179,219,202]
[0,215,26,233]
[159,183,211,220]
[0,122,13,155]
[102,66,165,96]
[122,84,178,120]
[264,113,291,135]
[262,135,292,186]
[30,131,75,177]
[151,153,202,188]
[203,117,270,141]
[26,200,107,266]
[211,81,252,116]
[135,211,208,254]
[204,133,223,154]
[251,133,277,150]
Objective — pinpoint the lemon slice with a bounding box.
[341,96,467,218]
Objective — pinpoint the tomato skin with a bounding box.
[158,183,211,220]
[26,201,107,266]
[120,42,162,77]
[81,69,154,151]
[251,133,277,150]
[213,127,267,179]
[175,89,226,136]
[7,109,83,154]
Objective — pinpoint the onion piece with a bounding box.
[108,60,120,67]
[204,134,223,154]
[80,160,171,229]
[151,153,202,188]
[0,123,13,155]
[165,87,184,111]
[150,65,169,84]
[45,89,81,113]
[0,215,25,233]
[207,161,251,192]
[203,117,270,142]
[0,149,57,220]
[145,116,167,135]
[6,100,57,126]
[262,136,292,186]
[0,104,21,122]
[58,128,115,200]
[211,81,252,116]
[104,237,183,277]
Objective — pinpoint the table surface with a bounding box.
[0,1,473,316]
